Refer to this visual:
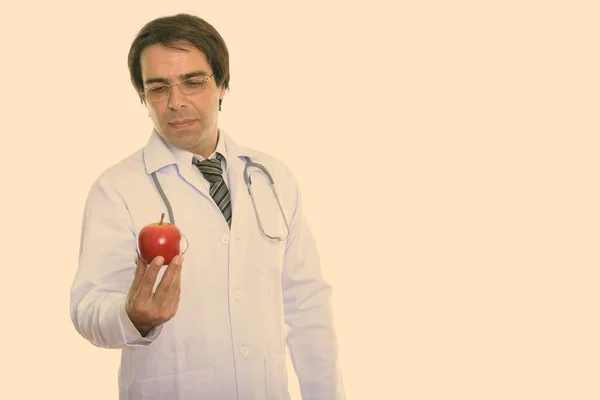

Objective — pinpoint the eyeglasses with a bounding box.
[141,74,214,102]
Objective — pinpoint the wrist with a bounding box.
[125,307,153,337]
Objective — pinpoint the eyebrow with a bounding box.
[144,70,211,85]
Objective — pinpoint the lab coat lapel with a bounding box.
[143,129,256,233]
[223,133,251,237]
[143,129,213,199]
[222,132,281,238]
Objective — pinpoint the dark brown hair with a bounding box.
[127,13,230,104]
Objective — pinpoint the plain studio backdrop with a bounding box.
[1,1,600,399]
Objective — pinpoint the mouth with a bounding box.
[168,119,196,129]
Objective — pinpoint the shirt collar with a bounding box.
[143,128,239,175]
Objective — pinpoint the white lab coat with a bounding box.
[70,129,345,400]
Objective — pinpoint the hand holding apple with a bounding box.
[126,252,183,336]
[137,213,187,265]
[127,213,188,336]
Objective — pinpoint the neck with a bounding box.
[189,128,220,159]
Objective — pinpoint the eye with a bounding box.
[148,85,168,93]
[183,79,205,88]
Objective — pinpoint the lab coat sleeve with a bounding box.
[280,167,346,400]
[70,174,163,349]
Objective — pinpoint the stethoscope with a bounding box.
[150,156,290,242]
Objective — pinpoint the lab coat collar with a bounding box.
[142,128,252,175]
[142,127,267,236]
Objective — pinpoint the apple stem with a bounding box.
[160,213,165,225]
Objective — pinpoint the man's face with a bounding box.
[140,42,226,157]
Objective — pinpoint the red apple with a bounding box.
[138,213,182,265]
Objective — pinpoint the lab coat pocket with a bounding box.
[256,240,285,276]
[139,365,217,399]
[256,239,285,310]
[265,354,291,400]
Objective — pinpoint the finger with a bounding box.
[129,254,149,296]
[137,255,165,299]
[165,272,182,315]
[153,255,183,305]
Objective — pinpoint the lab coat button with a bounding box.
[233,290,242,300]
[240,346,250,356]
[221,234,230,244]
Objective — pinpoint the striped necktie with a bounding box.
[193,153,232,228]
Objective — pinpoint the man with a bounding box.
[69,13,345,400]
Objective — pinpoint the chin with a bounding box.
[168,136,197,150]
[163,130,202,149]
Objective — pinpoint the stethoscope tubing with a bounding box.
[150,156,290,241]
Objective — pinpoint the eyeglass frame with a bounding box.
[140,73,215,102]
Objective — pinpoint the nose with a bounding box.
[168,83,186,110]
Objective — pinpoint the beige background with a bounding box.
[1,0,599,398]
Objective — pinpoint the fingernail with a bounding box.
[174,255,183,265]
[156,256,164,265]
